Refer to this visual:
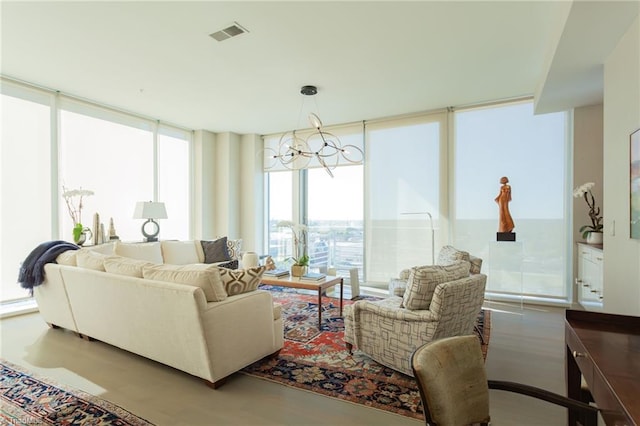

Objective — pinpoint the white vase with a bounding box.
[586,231,603,245]
[242,252,259,268]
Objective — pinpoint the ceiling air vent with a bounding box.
[209,22,249,42]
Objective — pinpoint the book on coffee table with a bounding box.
[264,268,290,277]
[300,272,326,281]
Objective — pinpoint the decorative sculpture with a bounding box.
[264,256,276,271]
[108,218,119,240]
[495,176,516,241]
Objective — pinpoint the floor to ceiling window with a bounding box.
[1,78,192,304]
[264,125,364,279]
[365,114,446,285]
[1,86,52,302]
[264,100,571,302]
[307,165,364,275]
[157,127,191,240]
[453,100,569,300]
[59,102,154,241]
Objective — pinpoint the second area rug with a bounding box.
[242,286,491,421]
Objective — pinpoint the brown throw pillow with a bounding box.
[219,266,265,296]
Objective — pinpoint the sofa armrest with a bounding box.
[200,290,282,380]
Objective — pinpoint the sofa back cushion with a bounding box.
[114,241,163,264]
[104,255,154,278]
[402,261,471,310]
[161,241,200,265]
[142,264,227,302]
[56,250,78,266]
[219,266,265,296]
[76,249,109,271]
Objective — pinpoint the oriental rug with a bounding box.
[0,359,154,426]
[242,286,491,421]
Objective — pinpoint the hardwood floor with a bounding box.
[0,301,572,425]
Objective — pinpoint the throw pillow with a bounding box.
[76,249,109,271]
[402,261,471,310]
[437,245,470,266]
[217,259,239,269]
[142,263,227,302]
[201,237,231,263]
[161,241,200,265]
[219,266,266,296]
[55,250,78,266]
[469,255,483,274]
[226,238,243,261]
[114,241,163,264]
[104,255,154,278]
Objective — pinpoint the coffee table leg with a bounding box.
[340,278,343,316]
[317,288,322,330]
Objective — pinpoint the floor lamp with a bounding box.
[401,212,435,265]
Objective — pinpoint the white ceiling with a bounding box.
[1,1,638,135]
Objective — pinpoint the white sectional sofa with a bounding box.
[33,240,284,388]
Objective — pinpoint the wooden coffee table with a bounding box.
[261,275,344,329]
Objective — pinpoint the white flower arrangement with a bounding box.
[62,186,94,227]
[573,182,603,238]
[276,220,308,265]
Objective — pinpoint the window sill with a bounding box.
[1,298,38,319]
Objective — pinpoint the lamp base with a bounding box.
[141,219,160,242]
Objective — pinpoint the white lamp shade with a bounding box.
[133,201,167,219]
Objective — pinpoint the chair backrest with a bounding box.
[428,274,487,340]
[411,335,490,426]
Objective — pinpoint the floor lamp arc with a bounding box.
[401,212,435,265]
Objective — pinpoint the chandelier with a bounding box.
[264,85,363,177]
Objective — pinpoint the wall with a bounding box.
[192,130,264,256]
[602,16,640,315]
[572,104,603,304]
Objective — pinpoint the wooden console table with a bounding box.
[565,309,640,426]
[261,275,343,329]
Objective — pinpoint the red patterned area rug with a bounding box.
[0,359,154,425]
[242,285,491,421]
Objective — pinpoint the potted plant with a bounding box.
[290,254,309,277]
[573,182,603,244]
[62,186,94,245]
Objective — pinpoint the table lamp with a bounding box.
[133,201,167,242]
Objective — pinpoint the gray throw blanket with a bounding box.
[18,240,79,294]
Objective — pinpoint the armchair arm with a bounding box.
[353,300,438,322]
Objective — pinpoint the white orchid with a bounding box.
[62,185,94,226]
[572,182,603,238]
[276,220,308,262]
[573,182,595,198]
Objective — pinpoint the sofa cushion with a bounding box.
[84,242,115,255]
[104,255,154,278]
[226,238,243,261]
[114,241,163,264]
[201,237,231,263]
[56,250,78,266]
[217,259,239,269]
[142,264,227,302]
[76,249,109,271]
[437,245,470,266]
[402,261,471,310]
[161,241,200,265]
[219,266,265,296]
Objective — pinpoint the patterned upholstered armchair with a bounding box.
[389,245,483,297]
[344,258,486,377]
